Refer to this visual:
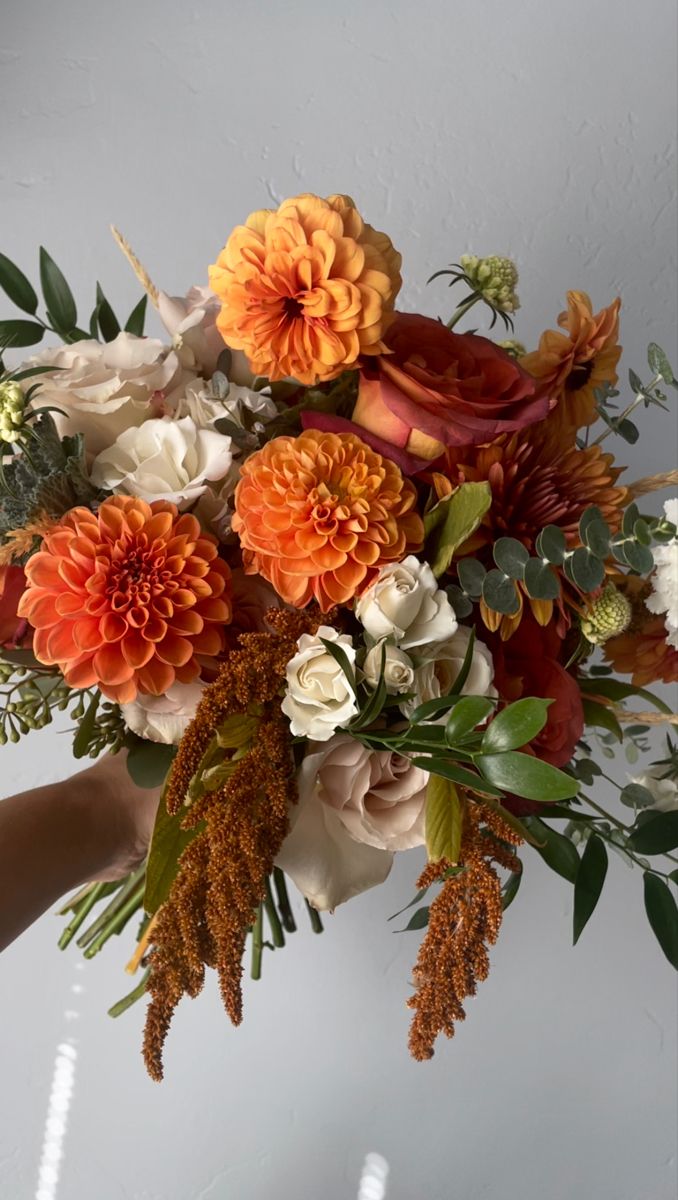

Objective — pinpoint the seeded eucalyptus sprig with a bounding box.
[589,343,677,447]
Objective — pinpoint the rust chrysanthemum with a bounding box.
[232,428,424,610]
[209,193,402,385]
[604,577,678,686]
[438,424,628,636]
[18,495,232,703]
[520,290,621,433]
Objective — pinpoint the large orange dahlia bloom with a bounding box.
[209,193,402,386]
[520,291,621,433]
[232,428,423,610]
[18,496,232,703]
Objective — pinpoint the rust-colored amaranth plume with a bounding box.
[408,803,521,1061]
[142,607,321,1081]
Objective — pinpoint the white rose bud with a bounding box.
[362,640,415,695]
[355,556,457,652]
[281,626,358,741]
[401,626,496,718]
[628,767,678,813]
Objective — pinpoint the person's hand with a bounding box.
[74,751,162,882]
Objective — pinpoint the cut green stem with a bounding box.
[251,903,264,980]
[446,293,481,330]
[82,879,146,960]
[264,877,285,948]
[75,864,145,949]
[273,867,297,933]
[58,881,118,950]
[108,968,150,1018]
[305,899,324,934]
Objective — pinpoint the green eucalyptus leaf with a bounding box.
[643,873,678,969]
[523,557,561,601]
[475,752,580,801]
[482,569,519,615]
[0,318,45,348]
[629,811,678,855]
[621,540,654,574]
[445,585,474,618]
[647,343,675,385]
[457,557,486,598]
[617,419,639,444]
[622,503,640,537]
[628,368,643,393]
[425,775,464,863]
[619,783,656,809]
[579,507,603,539]
[493,537,529,579]
[0,252,39,314]
[525,815,581,883]
[583,518,611,558]
[39,247,77,333]
[633,519,652,546]
[535,524,566,565]
[573,834,608,944]
[481,697,551,754]
[566,547,605,593]
[444,695,495,745]
[425,481,492,577]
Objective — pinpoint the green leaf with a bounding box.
[482,569,520,615]
[95,282,121,342]
[579,507,603,538]
[582,518,611,558]
[647,343,675,386]
[502,870,522,910]
[388,887,429,921]
[144,796,203,915]
[525,815,580,882]
[629,812,678,855]
[573,834,608,943]
[425,481,492,577]
[619,783,655,809]
[475,752,580,801]
[622,502,640,537]
[411,757,505,798]
[481,697,551,754]
[580,677,672,715]
[617,419,639,444]
[39,246,77,333]
[0,252,39,314]
[124,294,148,336]
[643,873,678,969]
[408,693,465,725]
[565,547,605,592]
[0,318,45,348]
[396,906,430,932]
[582,698,623,742]
[456,557,486,598]
[535,524,566,565]
[126,738,176,789]
[445,585,474,618]
[633,518,652,546]
[319,637,357,698]
[444,695,495,745]
[523,558,561,601]
[493,537,529,579]
[425,775,464,862]
[72,691,100,759]
[621,539,654,574]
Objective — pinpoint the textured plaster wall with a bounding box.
[0,2,677,1198]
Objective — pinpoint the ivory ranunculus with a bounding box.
[403,626,496,717]
[25,334,183,456]
[121,681,204,745]
[362,640,415,694]
[355,556,457,651]
[91,415,233,508]
[276,735,429,909]
[281,627,358,741]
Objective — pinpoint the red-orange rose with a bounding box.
[0,565,30,649]
[351,312,548,463]
[490,618,584,769]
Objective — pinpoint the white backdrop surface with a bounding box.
[1,2,677,1198]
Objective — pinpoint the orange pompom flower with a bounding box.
[232,428,423,610]
[520,290,621,433]
[209,193,402,386]
[18,496,232,703]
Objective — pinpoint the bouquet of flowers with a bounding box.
[1,193,676,1081]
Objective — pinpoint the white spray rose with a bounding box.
[355,556,457,651]
[402,626,496,718]
[121,681,204,745]
[281,626,358,741]
[157,286,225,375]
[91,415,233,508]
[628,767,678,813]
[362,640,415,694]
[645,498,678,650]
[25,333,183,456]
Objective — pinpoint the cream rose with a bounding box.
[402,626,496,718]
[171,377,277,432]
[91,415,233,508]
[355,556,457,651]
[26,333,183,456]
[157,286,225,376]
[281,626,358,741]
[121,681,204,745]
[362,639,415,694]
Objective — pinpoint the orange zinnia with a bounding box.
[18,496,232,703]
[209,193,402,386]
[232,428,423,610]
[520,290,621,433]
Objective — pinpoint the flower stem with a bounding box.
[251,903,264,980]
[58,882,119,950]
[108,968,150,1019]
[82,879,146,960]
[446,293,481,330]
[264,877,285,948]
[75,864,145,949]
[305,899,324,934]
[272,867,297,933]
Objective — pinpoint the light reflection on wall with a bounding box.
[357,1152,390,1200]
[34,962,83,1200]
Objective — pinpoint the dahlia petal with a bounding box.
[136,659,176,696]
[121,634,156,669]
[93,645,135,686]
[73,619,105,653]
[155,634,194,667]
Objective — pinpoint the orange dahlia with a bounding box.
[604,577,678,686]
[232,428,423,610]
[18,496,232,703]
[439,424,628,636]
[520,291,621,432]
[209,193,402,386]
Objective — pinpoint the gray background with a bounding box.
[1,2,677,1198]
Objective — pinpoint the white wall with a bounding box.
[1,2,676,1198]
